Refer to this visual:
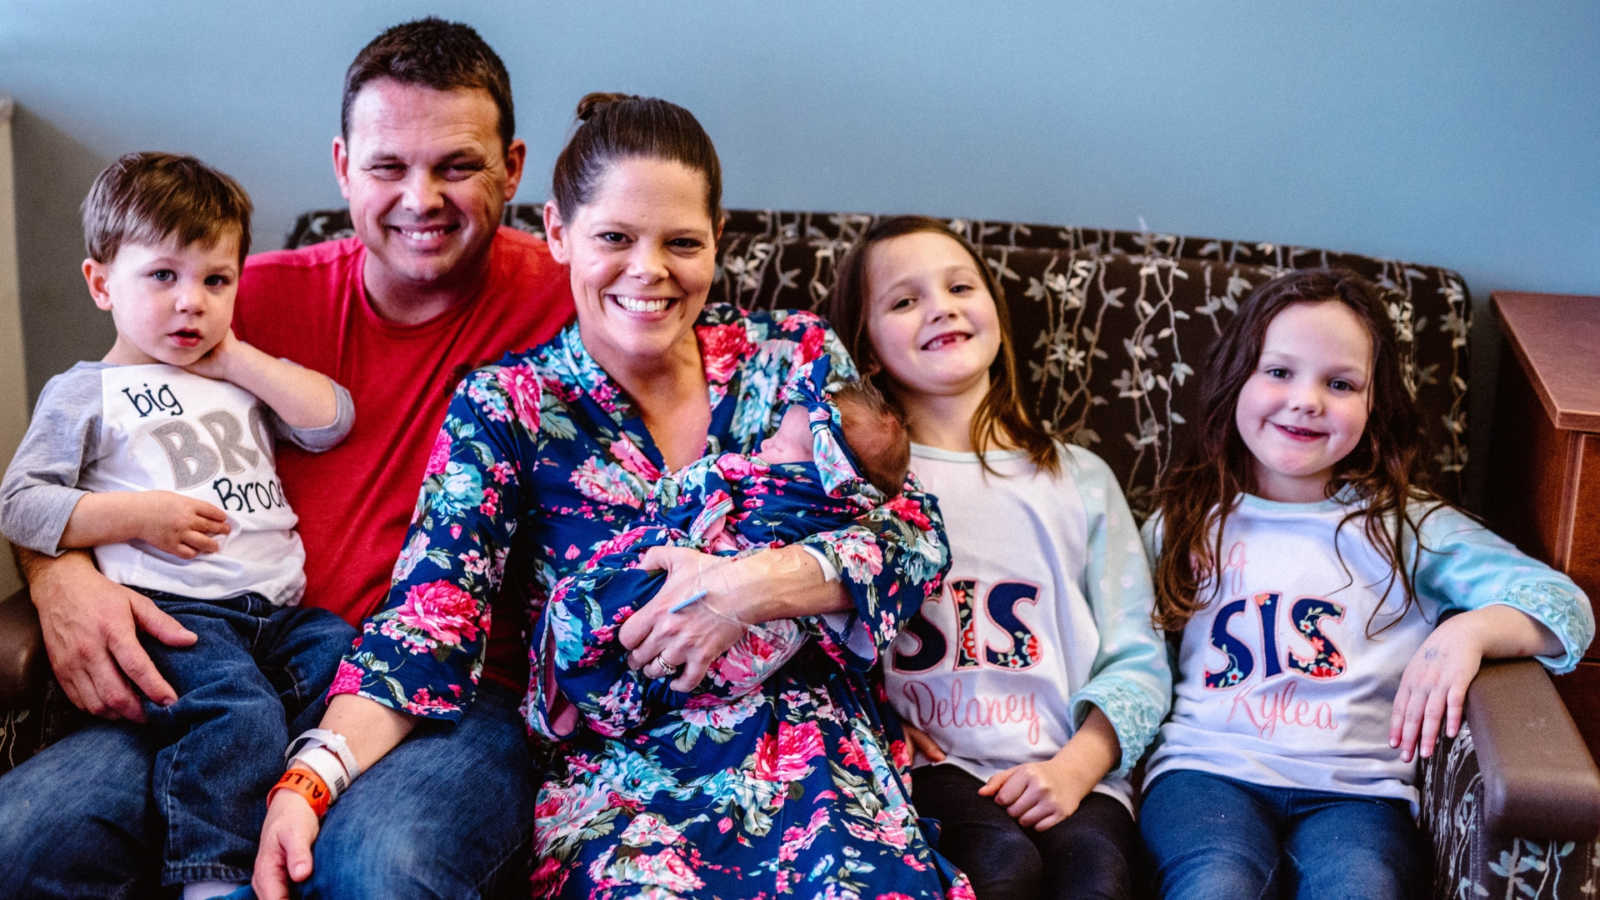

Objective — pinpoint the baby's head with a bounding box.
[757,381,911,497]
[81,152,253,366]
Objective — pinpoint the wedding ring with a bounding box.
[645,654,680,679]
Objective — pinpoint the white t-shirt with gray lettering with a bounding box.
[1,361,353,606]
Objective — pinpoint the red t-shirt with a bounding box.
[233,226,573,682]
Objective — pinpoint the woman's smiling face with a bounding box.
[545,156,719,375]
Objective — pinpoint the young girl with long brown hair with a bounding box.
[1139,268,1592,899]
[830,216,1171,899]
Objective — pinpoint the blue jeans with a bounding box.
[0,623,538,899]
[1139,770,1427,900]
[912,763,1138,899]
[0,590,354,894]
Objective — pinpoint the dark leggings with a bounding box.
[912,763,1138,900]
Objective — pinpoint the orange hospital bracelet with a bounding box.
[270,767,332,818]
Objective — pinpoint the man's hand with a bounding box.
[252,789,320,900]
[22,549,196,720]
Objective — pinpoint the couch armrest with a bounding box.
[1467,658,1600,839]
[0,586,44,707]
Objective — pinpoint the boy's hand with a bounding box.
[132,491,230,557]
[978,756,1096,831]
[1390,614,1486,762]
[184,328,241,382]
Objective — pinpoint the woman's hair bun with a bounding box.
[551,92,722,224]
[575,92,638,122]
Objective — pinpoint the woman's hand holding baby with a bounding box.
[623,544,852,692]
[621,546,748,693]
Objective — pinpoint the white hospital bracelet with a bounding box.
[285,728,362,781]
[700,595,781,644]
[290,745,350,801]
[799,545,839,582]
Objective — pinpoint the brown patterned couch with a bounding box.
[3,206,1598,898]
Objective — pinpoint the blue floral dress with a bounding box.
[333,306,972,900]
[539,442,866,732]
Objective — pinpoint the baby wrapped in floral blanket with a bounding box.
[534,380,911,739]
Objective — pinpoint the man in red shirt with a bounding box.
[0,18,573,898]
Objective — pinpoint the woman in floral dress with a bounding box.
[257,91,971,900]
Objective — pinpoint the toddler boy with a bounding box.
[0,152,357,899]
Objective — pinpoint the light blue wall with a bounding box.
[4,1,1598,499]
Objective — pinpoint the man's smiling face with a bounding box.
[334,77,525,314]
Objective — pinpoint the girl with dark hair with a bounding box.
[258,95,970,899]
[1138,268,1592,898]
[829,216,1171,899]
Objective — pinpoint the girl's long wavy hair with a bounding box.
[1151,268,1437,633]
[827,215,1059,475]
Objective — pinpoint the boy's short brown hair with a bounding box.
[834,381,911,497]
[82,152,253,265]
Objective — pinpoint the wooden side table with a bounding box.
[1486,291,1600,754]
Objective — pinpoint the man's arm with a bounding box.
[18,547,194,721]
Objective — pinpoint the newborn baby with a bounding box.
[530,380,910,741]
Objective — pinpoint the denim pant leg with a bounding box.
[257,605,358,735]
[301,681,541,900]
[1139,771,1281,900]
[142,592,292,885]
[0,720,160,899]
[911,764,1043,899]
[1282,791,1426,899]
[1031,791,1137,900]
